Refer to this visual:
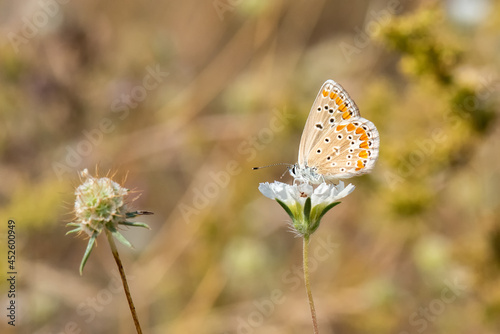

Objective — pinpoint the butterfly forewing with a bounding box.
[298,80,360,166]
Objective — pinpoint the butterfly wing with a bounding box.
[298,80,360,166]
[306,117,380,180]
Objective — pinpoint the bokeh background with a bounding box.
[1,0,500,333]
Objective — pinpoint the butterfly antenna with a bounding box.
[252,163,293,170]
[279,168,290,180]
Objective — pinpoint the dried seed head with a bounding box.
[74,169,129,236]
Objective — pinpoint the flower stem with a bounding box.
[105,230,143,334]
[303,235,319,334]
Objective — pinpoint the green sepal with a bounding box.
[309,201,341,234]
[119,221,151,229]
[318,201,341,221]
[105,222,134,248]
[80,232,97,275]
[275,199,294,221]
[303,197,311,225]
[66,227,82,235]
[126,211,154,218]
[66,222,80,227]
[111,230,133,249]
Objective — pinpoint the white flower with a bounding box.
[258,181,355,236]
[259,181,354,206]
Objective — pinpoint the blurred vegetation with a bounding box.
[0,0,499,333]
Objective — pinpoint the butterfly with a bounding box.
[290,80,380,184]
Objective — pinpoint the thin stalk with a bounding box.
[105,230,143,334]
[303,235,319,334]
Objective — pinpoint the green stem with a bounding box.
[303,235,319,334]
[105,230,143,334]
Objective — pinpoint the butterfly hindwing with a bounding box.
[306,118,380,180]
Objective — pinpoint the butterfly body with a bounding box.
[290,80,380,184]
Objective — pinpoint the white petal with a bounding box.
[310,182,355,206]
[258,182,277,200]
[289,183,311,206]
[272,182,291,201]
[283,183,304,205]
[259,181,301,206]
[311,183,333,206]
[314,183,329,196]
[298,183,313,196]
[335,183,355,200]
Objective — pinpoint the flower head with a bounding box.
[67,169,152,274]
[259,181,354,236]
[74,169,129,236]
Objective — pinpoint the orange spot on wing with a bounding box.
[359,141,369,149]
[355,127,365,135]
[336,97,342,105]
[342,111,351,120]
[347,123,356,132]
[336,125,346,131]
[357,160,364,168]
[359,134,368,141]
[330,92,337,100]
[359,150,368,158]
[322,90,328,97]
[339,104,347,112]
[355,168,362,171]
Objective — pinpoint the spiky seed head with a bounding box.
[74,169,129,236]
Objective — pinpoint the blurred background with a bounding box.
[0,0,499,333]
